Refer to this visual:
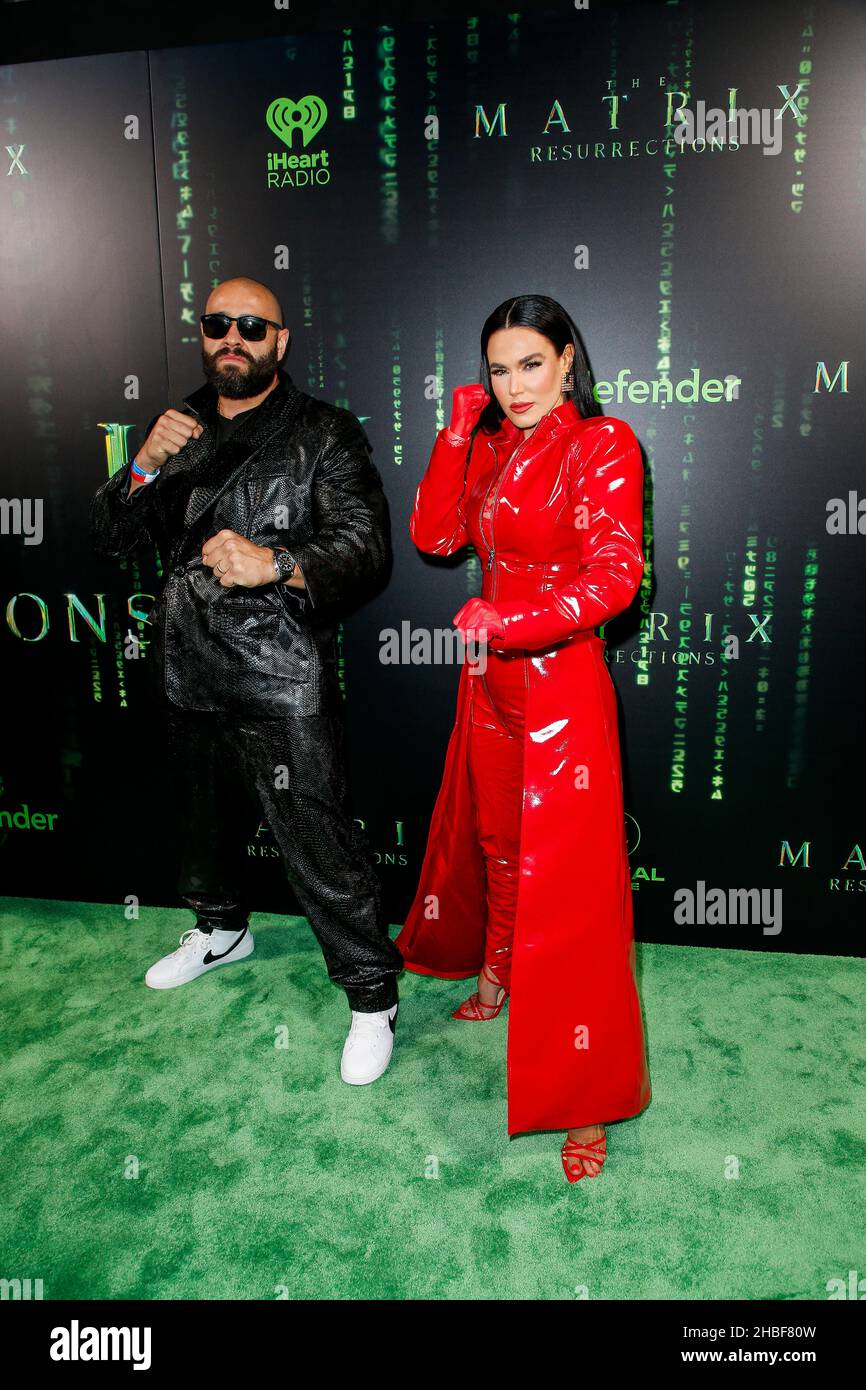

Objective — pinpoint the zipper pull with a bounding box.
[487,548,495,570]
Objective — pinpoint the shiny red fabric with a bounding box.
[467,647,529,993]
[396,400,652,1136]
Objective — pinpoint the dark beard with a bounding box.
[201,341,280,399]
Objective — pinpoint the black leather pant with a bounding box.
[161,702,403,1012]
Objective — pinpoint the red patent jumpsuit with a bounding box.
[465,455,530,992]
[396,399,652,1136]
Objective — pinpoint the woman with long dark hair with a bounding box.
[396,294,651,1182]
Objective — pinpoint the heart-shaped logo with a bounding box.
[266,96,328,149]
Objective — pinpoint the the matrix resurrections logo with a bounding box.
[266,95,331,189]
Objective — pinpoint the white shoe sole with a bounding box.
[340,1037,395,1086]
[340,1053,394,1085]
[145,932,255,990]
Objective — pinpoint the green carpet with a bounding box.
[0,895,862,1300]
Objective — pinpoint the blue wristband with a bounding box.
[130,456,160,482]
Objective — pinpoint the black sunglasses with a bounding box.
[200,312,284,343]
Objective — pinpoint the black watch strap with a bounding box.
[272,546,296,581]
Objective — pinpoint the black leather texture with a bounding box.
[163,701,403,1012]
[89,367,392,716]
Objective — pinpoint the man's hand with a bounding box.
[202,530,282,588]
[127,409,204,496]
[138,409,204,470]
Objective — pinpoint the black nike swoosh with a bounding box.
[202,929,248,965]
[389,1004,399,1034]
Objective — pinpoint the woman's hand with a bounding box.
[448,384,491,440]
[453,597,504,644]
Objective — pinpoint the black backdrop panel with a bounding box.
[2,2,864,954]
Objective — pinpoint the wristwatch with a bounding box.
[272,546,296,582]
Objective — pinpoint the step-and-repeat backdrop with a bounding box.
[2,2,863,953]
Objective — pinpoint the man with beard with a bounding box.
[90,277,403,1085]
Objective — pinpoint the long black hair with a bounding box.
[476,294,602,435]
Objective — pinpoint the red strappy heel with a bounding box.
[451,962,508,1020]
[561,1129,607,1183]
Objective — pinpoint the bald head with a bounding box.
[205,277,284,327]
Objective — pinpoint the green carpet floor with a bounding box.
[0,895,862,1300]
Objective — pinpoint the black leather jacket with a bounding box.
[89,367,391,716]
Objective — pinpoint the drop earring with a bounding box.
[561,360,575,392]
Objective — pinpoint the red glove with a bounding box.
[453,597,504,644]
[447,384,490,441]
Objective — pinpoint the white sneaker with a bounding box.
[145,926,254,989]
[340,1002,399,1085]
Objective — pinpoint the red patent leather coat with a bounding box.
[395,399,652,1136]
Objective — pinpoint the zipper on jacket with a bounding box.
[477,414,560,689]
[481,434,530,600]
[477,433,530,704]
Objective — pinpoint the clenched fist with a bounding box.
[447,384,491,441]
[453,597,504,643]
[137,409,204,471]
[202,530,279,589]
